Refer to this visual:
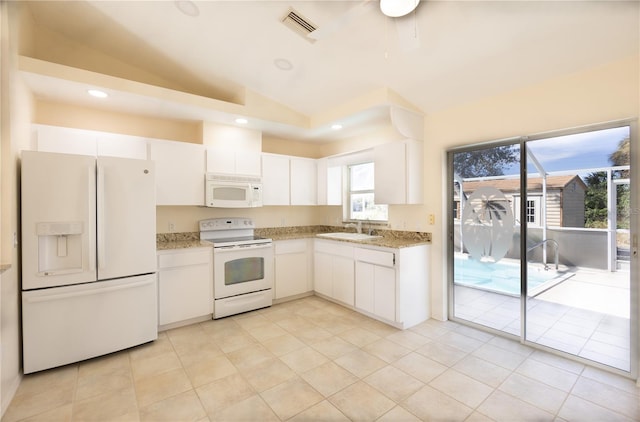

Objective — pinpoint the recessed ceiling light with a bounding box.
[331,124,343,130]
[87,89,108,98]
[175,0,199,17]
[235,118,248,124]
[274,58,293,71]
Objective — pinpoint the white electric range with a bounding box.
[199,218,273,318]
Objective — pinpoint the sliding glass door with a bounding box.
[524,125,634,372]
[449,122,636,375]
[450,140,523,337]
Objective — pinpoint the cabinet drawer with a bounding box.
[315,239,353,258]
[355,248,394,267]
[158,249,212,269]
[275,239,307,255]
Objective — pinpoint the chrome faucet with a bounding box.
[345,221,362,234]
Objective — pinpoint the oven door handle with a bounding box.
[215,243,273,252]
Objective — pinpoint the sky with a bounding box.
[500,125,630,176]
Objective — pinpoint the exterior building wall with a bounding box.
[561,186,586,228]
[544,191,562,227]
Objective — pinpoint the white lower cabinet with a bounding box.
[274,239,312,300]
[157,247,213,329]
[355,262,396,322]
[313,240,355,306]
[354,244,430,329]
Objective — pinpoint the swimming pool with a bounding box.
[454,256,571,296]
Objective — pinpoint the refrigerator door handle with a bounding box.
[97,165,106,270]
[88,166,96,272]
[23,277,156,304]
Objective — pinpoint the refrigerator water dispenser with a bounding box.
[36,222,84,276]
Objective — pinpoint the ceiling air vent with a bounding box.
[281,8,317,43]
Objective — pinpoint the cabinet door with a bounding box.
[150,140,205,205]
[332,255,354,306]
[158,264,212,325]
[374,141,406,204]
[317,158,342,206]
[327,166,342,205]
[291,158,317,205]
[35,124,98,156]
[275,252,308,299]
[313,252,333,297]
[405,140,423,204]
[158,249,212,326]
[97,133,148,160]
[235,151,262,176]
[316,158,328,205]
[374,265,396,321]
[262,154,290,205]
[355,261,375,314]
[206,147,236,174]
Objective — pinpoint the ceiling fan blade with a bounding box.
[394,12,420,52]
[308,0,376,41]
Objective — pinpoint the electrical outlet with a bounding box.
[281,218,286,226]
[428,214,435,225]
[168,222,175,232]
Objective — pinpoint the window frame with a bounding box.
[346,162,388,222]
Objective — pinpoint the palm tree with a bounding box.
[461,186,514,262]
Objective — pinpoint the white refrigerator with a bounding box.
[21,150,158,374]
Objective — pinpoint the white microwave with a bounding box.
[205,174,263,208]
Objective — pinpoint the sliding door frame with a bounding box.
[446,119,638,379]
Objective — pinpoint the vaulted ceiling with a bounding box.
[20,1,640,141]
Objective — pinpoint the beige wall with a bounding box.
[262,136,323,159]
[156,205,338,234]
[424,54,639,321]
[36,101,202,143]
[1,1,36,415]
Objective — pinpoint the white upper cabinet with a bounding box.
[262,153,318,206]
[261,153,290,205]
[290,157,317,206]
[149,139,205,206]
[96,133,148,160]
[374,139,423,205]
[317,158,342,206]
[206,147,261,176]
[34,124,98,156]
[33,124,148,160]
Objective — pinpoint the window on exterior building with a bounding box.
[526,199,536,223]
[348,162,388,221]
[514,195,541,226]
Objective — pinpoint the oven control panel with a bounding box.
[199,217,255,232]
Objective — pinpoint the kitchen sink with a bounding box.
[316,232,382,241]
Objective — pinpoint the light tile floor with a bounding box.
[454,267,632,371]
[4,296,639,422]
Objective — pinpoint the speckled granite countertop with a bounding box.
[156,232,212,250]
[157,226,431,250]
[256,225,431,249]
